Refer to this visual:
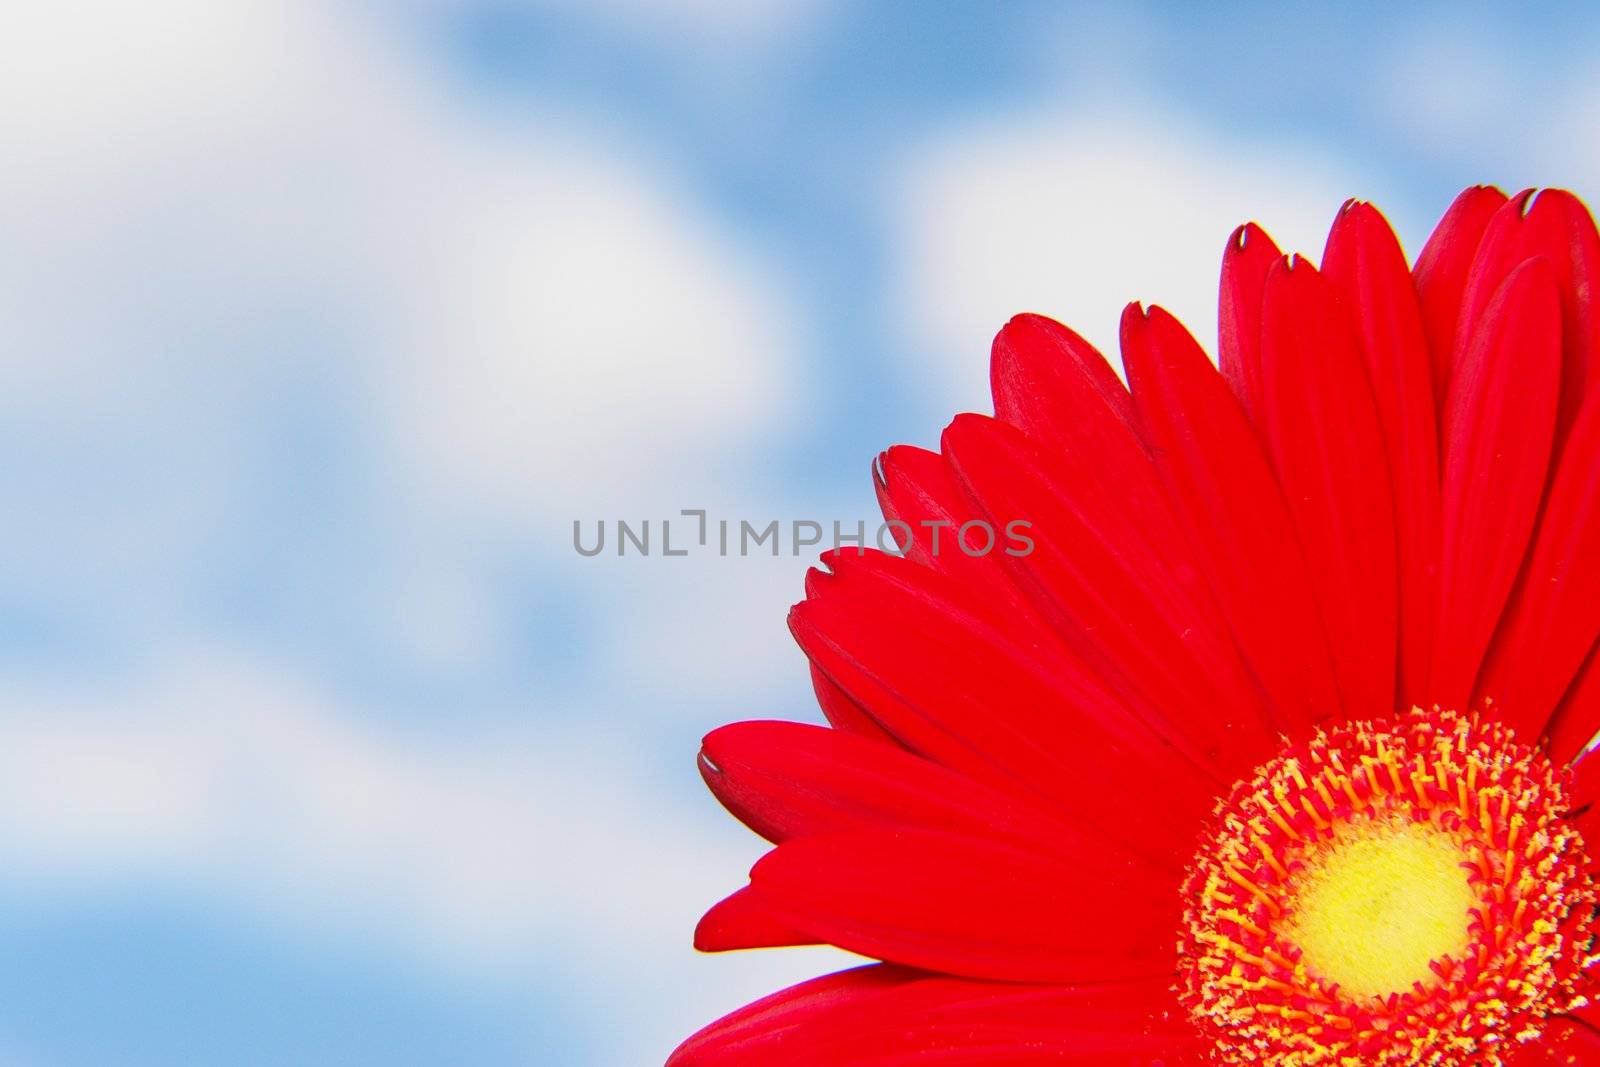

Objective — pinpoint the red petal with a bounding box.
[873,443,1037,617]
[793,981,1200,1066]
[986,315,1246,660]
[668,964,909,1066]
[1414,185,1508,408]
[1572,749,1600,879]
[1455,189,1600,455]
[1477,389,1600,742]
[1121,302,1340,734]
[988,316,1214,594]
[1545,643,1600,765]
[1432,260,1561,711]
[1258,257,1398,718]
[695,885,819,952]
[809,664,898,745]
[1570,743,1600,822]
[1322,200,1442,708]
[693,718,1164,953]
[667,965,1202,1067]
[747,830,1175,983]
[1218,222,1281,422]
[696,720,1123,861]
[790,549,1210,865]
[873,445,964,568]
[990,313,1141,454]
[942,412,1278,781]
[1503,1014,1600,1065]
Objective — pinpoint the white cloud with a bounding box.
[0,648,851,1060]
[1490,75,1600,201]
[0,0,816,714]
[0,7,843,1061]
[892,109,1377,413]
[0,0,805,547]
[536,0,827,49]
[391,131,801,526]
[1366,27,1520,162]
[1550,93,1600,192]
[1359,23,1600,205]
[593,502,860,706]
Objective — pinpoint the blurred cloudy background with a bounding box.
[2,1,1598,1063]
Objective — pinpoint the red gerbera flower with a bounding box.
[668,187,1600,1066]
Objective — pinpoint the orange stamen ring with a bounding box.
[1180,708,1599,1065]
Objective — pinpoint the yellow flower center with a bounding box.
[1179,708,1598,1066]
[1281,816,1474,998]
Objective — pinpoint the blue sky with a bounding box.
[2,2,1599,1064]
